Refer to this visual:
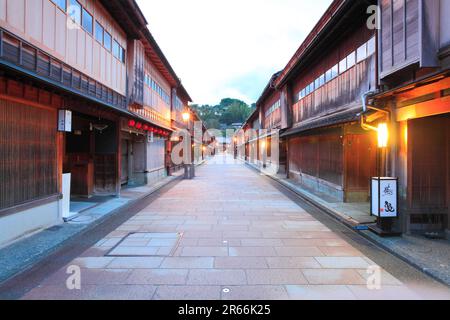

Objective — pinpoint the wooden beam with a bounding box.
[396,95,450,121]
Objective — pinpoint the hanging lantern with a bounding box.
[128,120,136,127]
[135,122,143,130]
[143,124,149,131]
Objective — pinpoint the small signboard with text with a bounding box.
[371,177,398,218]
[58,110,72,132]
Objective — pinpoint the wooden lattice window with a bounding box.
[0,99,58,210]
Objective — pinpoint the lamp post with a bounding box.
[370,122,400,237]
[182,111,190,123]
[182,110,195,179]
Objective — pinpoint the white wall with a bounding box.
[0,201,60,247]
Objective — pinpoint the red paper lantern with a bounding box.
[128,120,136,127]
[135,122,143,130]
[143,124,149,131]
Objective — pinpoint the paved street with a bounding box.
[12,155,450,300]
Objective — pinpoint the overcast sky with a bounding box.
[136,0,333,105]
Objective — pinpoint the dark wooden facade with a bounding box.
[0,0,195,246]
[279,0,378,202]
[375,0,450,233]
[0,77,60,211]
[240,0,450,234]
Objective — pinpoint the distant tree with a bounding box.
[192,98,254,129]
[220,100,252,125]
[205,118,221,130]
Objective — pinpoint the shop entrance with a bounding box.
[121,139,130,185]
[408,114,449,232]
[120,131,147,188]
[63,112,118,216]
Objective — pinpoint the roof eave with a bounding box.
[275,0,351,87]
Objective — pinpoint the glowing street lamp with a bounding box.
[182,111,191,122]
[377,123,389,148]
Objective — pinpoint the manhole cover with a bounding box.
[106,232,182,257]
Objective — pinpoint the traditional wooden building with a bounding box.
[252,72,288,173]
[241,103,262,166]
[370,0,450,235]
[0,0,193,246]
[277,0,378,203]
[121,23,188,187]
[244,0,449,237]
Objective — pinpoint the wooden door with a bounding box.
[121,139,129,185]
[345,132,377,199]
[94,154,117,195]
[409,115,449,214]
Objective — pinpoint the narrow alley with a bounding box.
[3,156,448,300]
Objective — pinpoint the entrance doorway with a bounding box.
[408,114,449,232]
[121,139,130,185]
[63,112,118,216]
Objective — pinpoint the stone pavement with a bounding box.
[258,164,450,286]
[21,155,450,300]
[0,170,184,286]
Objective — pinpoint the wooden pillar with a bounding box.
[56,131,64,195]
[115,120,122,196]
[447,121,450,233]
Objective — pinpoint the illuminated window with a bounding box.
[367,36,376,56]
[346,51,356,68]
[104,32,112,51]
[319,74,325,86]
[82,8,93,34]
[325,64,339,82]
[113,40,119,58]
[52,0,66,11]
[68,0,81,25]
[339,58,347,74]
[357,43,367,63]
[95,21,104,44]
[315,77,321,89]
